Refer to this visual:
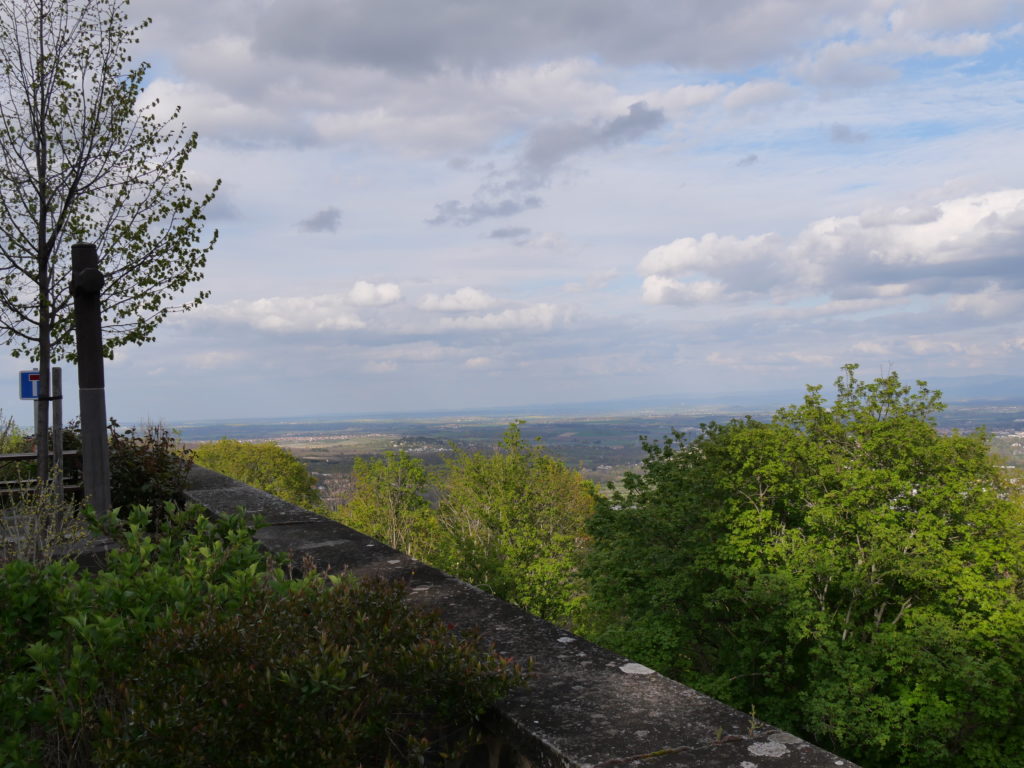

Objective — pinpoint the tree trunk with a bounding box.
[33,7,50,485]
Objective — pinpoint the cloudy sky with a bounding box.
[5,0,1024,424]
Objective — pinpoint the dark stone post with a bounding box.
[71,243,111,514]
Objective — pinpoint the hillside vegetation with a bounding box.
[194,439,323,510]
[586,365,1024,767]
[1,506,521,766]
[195,366,1024,768]
[334,422,595,628]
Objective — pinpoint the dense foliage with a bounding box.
[585,366,1024,767]
[337,450,438,560]
[0,505,522,767]
[433,423,595,626]
[334,423,596,627]
[194,438,322,510]
[108,421,194,514]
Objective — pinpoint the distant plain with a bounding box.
[176,395,1024,499]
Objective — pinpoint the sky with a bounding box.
[4,0,1024,424]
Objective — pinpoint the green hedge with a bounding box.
[0,504,522,767]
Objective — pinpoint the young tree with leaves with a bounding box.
[436,422,597,627]
[333,451,439,561]
[334,425,597,627]
[0,0,218,478]
[585,365,1024,767]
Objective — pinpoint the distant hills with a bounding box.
[924,374,1024,403]
[168,374,1024,443]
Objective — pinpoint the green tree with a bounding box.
[586,365,1024,768]
[332,451,439,560]
[194,439,322,511]
[435,422,596,627]
[0,0,218,477]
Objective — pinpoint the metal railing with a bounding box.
[0,451,83,501]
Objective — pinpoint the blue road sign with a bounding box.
[19,370,40,400]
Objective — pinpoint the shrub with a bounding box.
[0,475,87,567]
[0,411,32,493]
[108,420,193,515]
[193,438,322,510]
[0,412,28,455]
[0,504,523,767]
[96,575,519,766]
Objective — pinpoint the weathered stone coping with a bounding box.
[185,466,858,768]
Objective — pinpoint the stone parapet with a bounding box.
[185,465,858,768]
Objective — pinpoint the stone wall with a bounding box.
[185,465,859,768]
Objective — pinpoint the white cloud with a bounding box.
[649,83,728,115]
[246,0,887,73]
[348,281,402,306]
[363,360,398,373]
[439,303,562,331]
[419,287,496,311]
[947,286,1023,319]
[1003,337,1024,352]
[640,189,1024,305]
[464,356,493,369]
[641,276,726,305]
[796,25,997,88]
[564,268,618,293]
[852,340,890,355]
[789,351,835,365]
[906,337,966,356]
[144,77,314,146]
[640,232,783,278]
[201,295,365,332]
[723,80,796,110]
[888,1,1017,34]
[184,350,248,370]
[369,342,451,362]
[874,283,910,298]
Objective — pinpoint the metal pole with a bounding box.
[34,368,48,482]
[52,366,63,501]
[33,390,42,466]
[71,243,111,514]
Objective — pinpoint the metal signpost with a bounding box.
[17,368,65,501]
[19,370,44,476]
[18,368,65,500]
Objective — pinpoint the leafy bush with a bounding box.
[108,420,193,514]
[193,438,322,510]
[0,504,522,767]
[95,575,518,766]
